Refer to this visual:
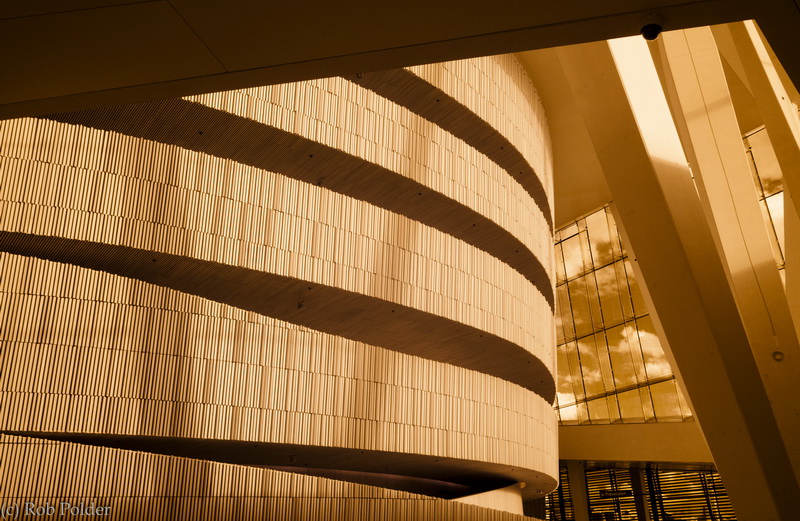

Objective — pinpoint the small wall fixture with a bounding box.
[641,23,663,40]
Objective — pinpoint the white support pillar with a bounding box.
[566,461,591,521]
[787,183,800,332]
[720,21,800,340]
[629,468,652,521]
[651,26,800,482]
[556,38,800,520]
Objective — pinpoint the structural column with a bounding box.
[556,37,800,520]
[651,25,800,481]
[721,21,800,338]
[629,469,652,521]
[566,461,591,521]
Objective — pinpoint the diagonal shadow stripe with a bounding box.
[43,99,553,310]
[6,433,556,502]
[346,68,553,231]
[0,232,556,402]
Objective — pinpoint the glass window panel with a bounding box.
[586,210,614,266]
[636,315,672,379]
[559,223,579,242]
[606,323,639,387]
[561,234,585,280]
[568,277,593,339]
[585,272,604,331]
[623,260,647,318]
[676,383,693,419]
[576,401,590,424]
[579,229,594,272]
[566,342,586,401]
[748,128,784,196]
[596,264,624,328]
[606,209,626,258]
[650,379,683,421]
[557,343,576,406]
[554,205,689,425]
[555,242,567,284]
[594,331,616,393]
[766,192,785,258]
[614,261,635,320]
[587,397,610,424]
[760,197,784,267]
[640,386,655,422]
[628,324,649,384]
[607,394,622,423]
[559,404,579,425]
[617,389,645,422]
[578,336,605,399]
[557,284,575,343]
[746,148,765,199]
[555,285,566,345]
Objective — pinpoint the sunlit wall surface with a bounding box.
[554,206,692,424]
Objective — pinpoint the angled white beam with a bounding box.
[651,26,800,482]
[720,21,800,334]
[556,38,800,520]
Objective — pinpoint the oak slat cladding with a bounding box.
[407,56,552,195]
[0,118,555,398]
[2,434,542,520]
[188,76,551,270]
[349,57,553,237]
[0,55,555,518]
[1,253,555,481]
[40,79,553,308]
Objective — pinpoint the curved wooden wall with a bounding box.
[0,55,555,518]
[1,434,536,521]
[1,255,555,478]
[0,117,552,395]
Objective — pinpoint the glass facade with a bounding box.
[554,206,692,424]
[744,126,785,275]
